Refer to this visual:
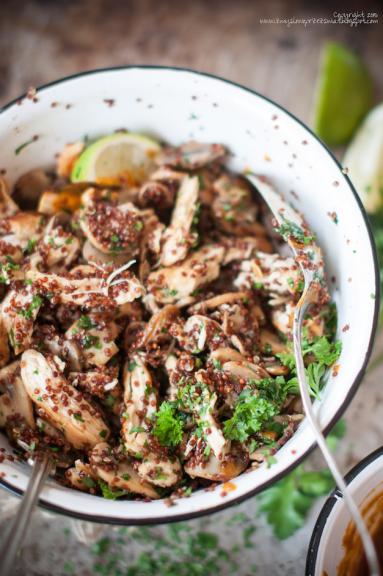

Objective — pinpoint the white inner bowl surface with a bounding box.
[0,67,378,523]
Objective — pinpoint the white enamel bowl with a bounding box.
[0,67,379,524]
[306,447,383,575]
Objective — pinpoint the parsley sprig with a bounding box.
[223,390,278,442]
[277,335,342,399]
[152,401,184,447]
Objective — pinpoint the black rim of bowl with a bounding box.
[306,445,383,575]
[0,65,380,525]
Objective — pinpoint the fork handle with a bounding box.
[0,453,52,576]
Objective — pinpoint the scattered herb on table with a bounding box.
[257,419,346,539]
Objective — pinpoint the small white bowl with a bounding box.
[306,446,383,575]
[0,67,379,524]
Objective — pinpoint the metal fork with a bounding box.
[247,174,380,576]
[0,452,52,576]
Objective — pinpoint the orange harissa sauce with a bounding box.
[337,485,383,575]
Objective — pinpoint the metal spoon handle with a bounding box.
[294,297,380,576]
[0,453,52,576]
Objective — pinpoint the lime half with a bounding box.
[71,133,161,185]
[343,103,383,214]
[313,42,373,146]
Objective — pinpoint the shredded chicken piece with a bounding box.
[121,356,181,487]
[147,244,224,303]
[160,175,199,266]
[20,350,110,449]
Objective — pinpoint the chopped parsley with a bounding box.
[130,426,146,434]
[24,239,37,254]
[77,315,96,330]
[73,413,84,422]
[277,217,315,245]
[18,294,43,319]
[128,360,138,372]
[98,480,129,500]
[81,476,96,489]
[277,335,342,399]
[212,358,222,370]
[223,390,278,442]
[152,401,184,447]
[82,334,102,350]
[163,288,178,298]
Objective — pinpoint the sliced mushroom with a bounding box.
[66,459,97,492]
[160,175,199,266]
[156,141,227,169]
[185,446,248,482]
[20,350,110,449]
[0,176,19,217]
[142,305,179,346]
[0,361,35,428]
[66,316,119,367]
[82,240,128,267]
[147,244,224,304]
[13,169,53,210]
[188,292,249,314]
[212,175,265,237]
[90,442,160,499]
[210,348,247,365]
[222,360,269,381]
[34,326,82,371]
[259,328,288,355]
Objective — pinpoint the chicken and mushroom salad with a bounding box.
[0,134,341,501]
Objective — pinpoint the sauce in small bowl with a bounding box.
[307,446,383,576]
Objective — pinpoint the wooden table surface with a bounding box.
[1,0,382,122]
[0,1,382,575]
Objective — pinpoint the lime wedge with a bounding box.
[71,133,161,185]
[313,42,373,146]
[343,103,383,214]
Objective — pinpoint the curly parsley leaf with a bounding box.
[276,335,341,399]
[152,401,184,447]
[98,480,129,500]
[223,390,278,442]
[77,315,96,330]
[310,336,342,366]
